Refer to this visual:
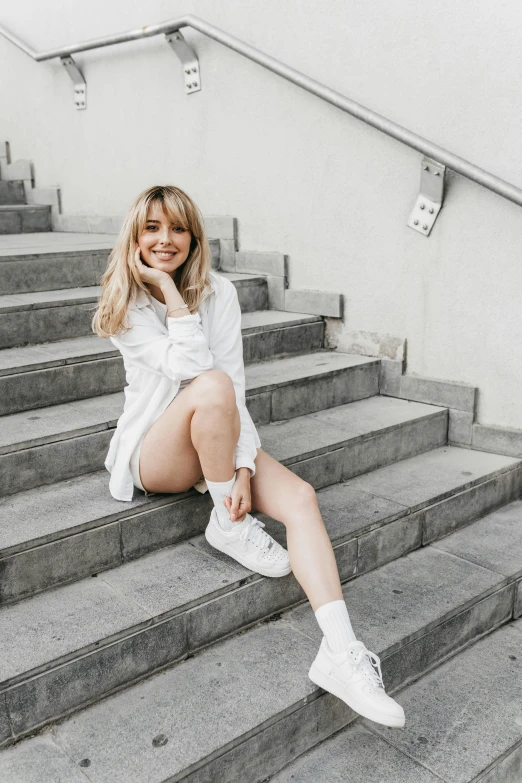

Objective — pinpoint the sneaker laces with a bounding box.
[239,516,278,554]
[346,641,384,690]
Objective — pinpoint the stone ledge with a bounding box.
[399,374,477,413]
[203,216,237,243]
[379,361,477,446]
[285,289,343,318]
[0,144,61,227]
[236,251,287,278]
[380,364,477,413]
[0,159,32,182]
[338,331,406,362]
[449,409,474,446]
[472,423,522,458]
[55,214,122,234]
[379,363,522,455]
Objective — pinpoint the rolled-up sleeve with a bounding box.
[111,309,214,381]
[209,282,261,476]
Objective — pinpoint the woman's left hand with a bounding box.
[224,469,251,522]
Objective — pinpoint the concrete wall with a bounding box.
[1,0,522,428]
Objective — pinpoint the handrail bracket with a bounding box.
[408,156,445,236]
[60,56,86,110]
[165,31,201,95]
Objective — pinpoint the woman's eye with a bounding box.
[173,226,185,233]
[146,225,157,231]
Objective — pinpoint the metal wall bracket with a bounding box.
[60,55,86,110]
[408,156,446,236]
[165,31,201,94]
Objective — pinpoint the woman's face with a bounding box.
[137,203,193,275]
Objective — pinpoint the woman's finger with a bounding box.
[229,492,240,521]
[223,495,235,521]
[225,492,247,523]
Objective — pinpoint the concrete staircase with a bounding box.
[0,213,521,779]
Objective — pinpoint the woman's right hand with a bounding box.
[132,246,175,290]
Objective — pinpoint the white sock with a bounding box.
[206,475,237,531]
[315,599,357,653]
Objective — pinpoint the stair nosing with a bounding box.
[0,205,51,212]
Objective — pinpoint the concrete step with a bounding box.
[0,290,308,415]
[0,233,115,295]
[0,439,518,612]
[0,286,100,348]
[0,325,371,414]
[272,619,522,782]
[241,309,324,362]
[0,284,312,349]
[0,205,52,234]
[0,233,222,295]
[0,363,410,498]
[1,497,520,770]
[0,182,25,205]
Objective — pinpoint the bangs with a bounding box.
[135,187,194,236]
[152,195,191,231]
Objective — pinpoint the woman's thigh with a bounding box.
[138,385,204,494]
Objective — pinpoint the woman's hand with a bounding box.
[132,246,174,290]
[224,469,252,522]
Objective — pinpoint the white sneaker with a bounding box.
[204,508,292,578]
[308,637,405,728]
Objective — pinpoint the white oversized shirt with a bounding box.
[105,270,261,501]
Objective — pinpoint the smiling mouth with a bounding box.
[153,250,177,259]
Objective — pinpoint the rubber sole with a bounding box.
[308,663,405,728]
[204,521,292,578]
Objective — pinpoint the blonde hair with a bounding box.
[92,185,212,337]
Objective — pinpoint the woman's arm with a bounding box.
[111,308,214,382]
[111,250,214,381]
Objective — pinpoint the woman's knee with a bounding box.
[282,480,319,527]
[191,370,236,409]
[293,480,318,508]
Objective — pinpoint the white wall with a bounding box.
[2,0,522,428]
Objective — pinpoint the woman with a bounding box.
[93,185,405,729]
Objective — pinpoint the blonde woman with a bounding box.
[93,185,405,729]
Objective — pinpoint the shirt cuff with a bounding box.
[167,312,201,334]
[235,456,257,477]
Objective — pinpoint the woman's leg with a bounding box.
[250,448,343,612]
[250,448,406,729]
[139,370,240,494]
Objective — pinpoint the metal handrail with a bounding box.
[2,14,522,211]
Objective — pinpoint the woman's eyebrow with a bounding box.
[146,219,183,224]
